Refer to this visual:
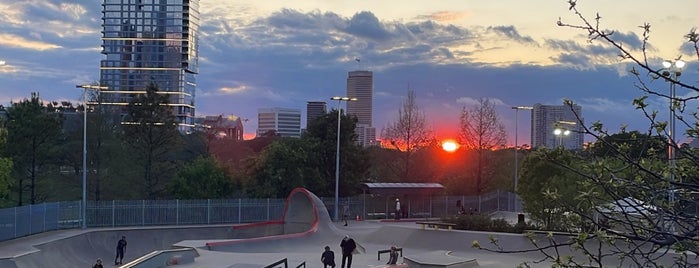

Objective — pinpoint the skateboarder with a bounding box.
[115,235,127,265]
[340,235,356,268]
[321,245,336,268]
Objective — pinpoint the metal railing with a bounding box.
[0,191,517,242]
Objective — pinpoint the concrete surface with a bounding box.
[0,188,688,268]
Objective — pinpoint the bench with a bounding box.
[377,247,402,261]
[416,221,456,231]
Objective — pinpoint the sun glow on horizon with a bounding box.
[441,139,459,152]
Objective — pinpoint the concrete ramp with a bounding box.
[0,226,231,268]
[206,187,344,252]
[403,251,478,268]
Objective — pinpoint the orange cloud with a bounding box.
[0,34,62,51]
[427,11,468,22]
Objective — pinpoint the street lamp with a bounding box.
[330,96,357,222]
[553,128,571,147]
[76,84,107,229]
[552,120,577,148]
[661,59,684,203]
[512,106,532,212]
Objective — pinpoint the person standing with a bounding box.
[387,246,399,265]
[115,235,127,265]
[395,198,401,220]
[342,204,350,226]
[321,245,336,268]
[340,235,357,268]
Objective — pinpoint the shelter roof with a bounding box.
[360,183,444,195]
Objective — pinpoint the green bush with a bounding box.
[442,214,531,233]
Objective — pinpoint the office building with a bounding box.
[257,108,302,138]
[99,0,200,130]
[531,103,584,149]
[306,101,327,128]
[346,70,376,147]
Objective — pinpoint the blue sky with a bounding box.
[0,0,698,144]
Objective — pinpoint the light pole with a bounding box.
[512,106,532,212]
[553,128,570,147]
[661,59,685,203]
[75,85,107,229]
[331,96,357,222]
[553,120,576,148]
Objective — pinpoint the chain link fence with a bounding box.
[0,191,517,242]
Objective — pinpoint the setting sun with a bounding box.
[442,140,459,152]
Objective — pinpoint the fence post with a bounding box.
[142,200,145,226]
[497,190,500,212]
[112,200,115,227]
[176,199,180,226]
[42,203,46,233]
[478,195,482,213]
[266,198,270,221]
[238,198,242,224]
[14,207,17,237]
[207,199,211,225]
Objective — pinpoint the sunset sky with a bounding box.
[0,0,698,144]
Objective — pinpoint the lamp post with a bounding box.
[75,85,107,229]
[661,59,684,203]
[553,120,576,148]
[512,106,532,212]
[330,96,357,222]
[553,128,571,147]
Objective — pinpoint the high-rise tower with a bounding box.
[346,70,376,147]
[99,0,200,130]
[531,103,584,149]
[306,101,327,128]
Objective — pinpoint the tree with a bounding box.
[246,138,323,197]
[0,158,11,207]
[518,148,590,231]
[457,98,507,195]
[478,2,699,266]
[5,93,62,205]
[304,110,370,197]
[168,156,235,199]
[121,83,183,199]
[381,90,434,181]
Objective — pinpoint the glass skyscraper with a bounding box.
[99,0,200,129]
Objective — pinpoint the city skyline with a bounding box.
[0,1,698,144]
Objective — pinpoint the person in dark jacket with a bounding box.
[339,235,357,268]
[387,246,399,265]
[321,245,336,268]
[115,235,127,265]
[92,258,104,268]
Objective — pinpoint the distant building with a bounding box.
[257,108,301,138]
[531,103,584,150]
[193,115,244,141]
[99,0,200,131]
[306,101,327,128]
[346,70,376,147]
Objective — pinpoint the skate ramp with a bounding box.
[0,226,230,268]
[205,187,347,252]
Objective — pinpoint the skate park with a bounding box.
[0,188,685,268]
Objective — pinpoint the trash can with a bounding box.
[517,213,525,224]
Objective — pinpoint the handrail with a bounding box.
[295,261,306,268]
[119,247,198,268]
[264,258,288,268]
